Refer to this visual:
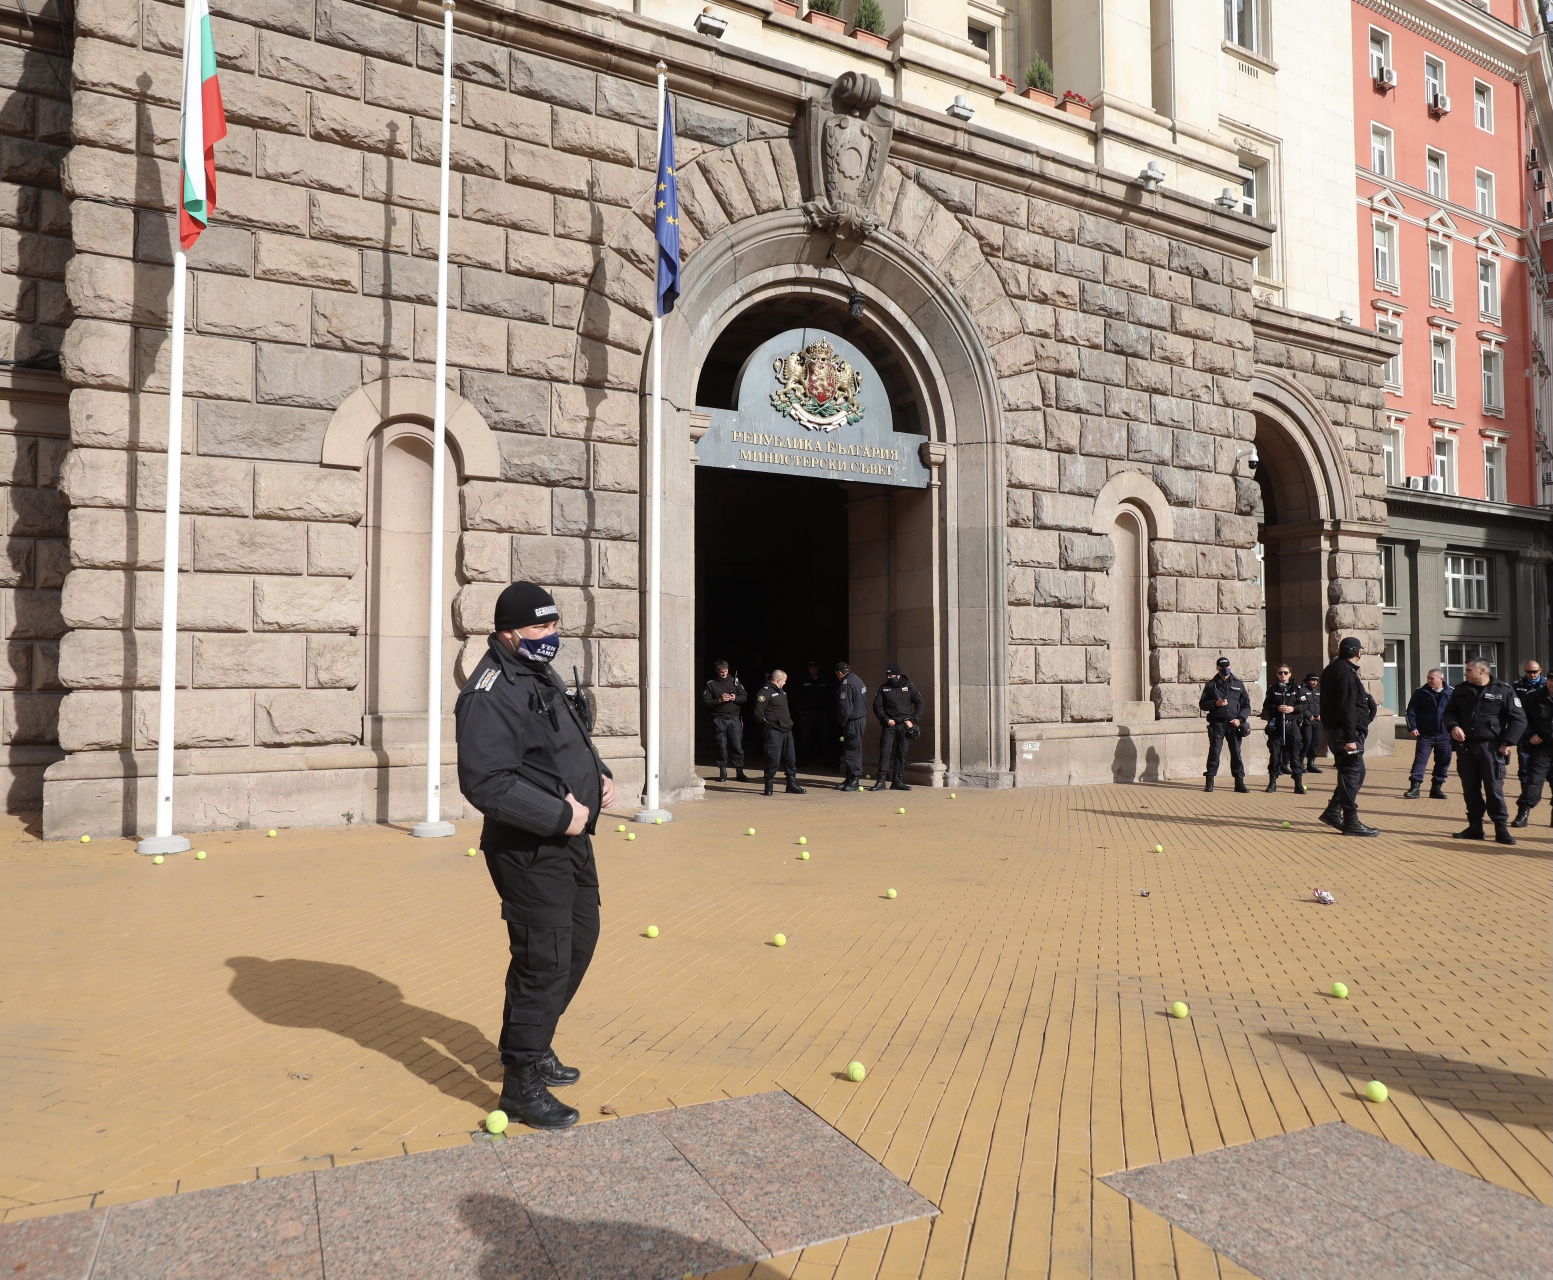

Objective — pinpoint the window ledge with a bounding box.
[1443,610,1499,619]
[1432,396,1457,408]
[1223,41,1279,74]
[1375,280,1402,294]
[1430,296,1453,310]
[1483,406,1505,417]
[1480,312,1501,324]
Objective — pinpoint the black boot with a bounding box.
[736,769,751,783]
[1429,781,1447,799]
[1265,779,1278,793]
[763,779,774,796]
[785,779,807,794]
[538,1048,580,1087]
[870,777,888,792]
[717,767,727,783]
[1305,762,1322,774]
[1234,778,1249,794]
[1402,784,1420,799]
[1341,811,1379,837]
[1204,777,1215,793]
[1294,778,1307,795]
[499,1062,580,1130]
[1452,824,1485,841]
[1510,806,1530,828]
[891,779,911,791]
[1318,802,1343,830]
[1494,822,1516,846]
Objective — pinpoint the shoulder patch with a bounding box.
[757,694,767,702]
[475,668,498,692]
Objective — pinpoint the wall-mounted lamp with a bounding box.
[947,95,975,122]
[1137,161,1166,193]
[694,8,727,37]
[827,243,867,318]
[1215,187,1239,211]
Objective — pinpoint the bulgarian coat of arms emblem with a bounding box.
[770,337,865,431]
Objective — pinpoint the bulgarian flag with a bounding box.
[178,0,226,249]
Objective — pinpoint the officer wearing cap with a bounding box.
[454,582,613,1130]
[834,661,869,791]
[871,665,924,792]
[1198,656,1251,793]
[1318,636,1378,836]
[1443,657,1526,845]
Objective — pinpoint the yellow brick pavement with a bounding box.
[0,756,1547,1279]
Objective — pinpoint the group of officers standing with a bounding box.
[701,659,924,796]
[1199,638,1548,845]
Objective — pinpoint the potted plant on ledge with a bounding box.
[804,0,846,34]
[1057,89,1092,120]
[852,0,887,47]
[1021,55,1055,106]
[771,0,798,17]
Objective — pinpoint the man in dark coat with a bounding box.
[455,582,613,1130]
[834,661,869,791]
[1513,660,1547,787]
[1199,656,1251,793]
[1402,668,1452,799]
[795,660,832,768]
[1260,663,1308,793]
[871,665,924,791]
[1300,672,1323,772]
[1444,658,1527,844]
[1513,661,1552,827]
[1318,636,1378,836]
[751,669,806,797]
[700,659,749,783]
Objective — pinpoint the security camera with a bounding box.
[1248,455,1259,472]
[1235,448,1260,474]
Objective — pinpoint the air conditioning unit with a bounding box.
[1426,475,1446,492]
[1537,169,1547,190]
[1378,66,1397,88]
[1430,92,1451,114]
[1529,147,1541,168]
[1406,475,1426,490]
[1545,198,1553,220]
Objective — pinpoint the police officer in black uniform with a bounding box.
[700,659,750,783]
[455,582,612,1130]
[795,660,832,768]
[1512,660,1547,792]
[1260,663,1308,793]
[1318,636,1378,836]
[1443,657,1526,845]
[751,669,806,796]
[871,665,924,791]
[1199,656,1251,792]
[1513,662,1551,828]
[1300,672,1323,772]
[834,661,869,791]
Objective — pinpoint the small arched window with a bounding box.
[1109,504,1152,719]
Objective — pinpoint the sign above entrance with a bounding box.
[694,329,930,489]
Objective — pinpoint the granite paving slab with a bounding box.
[493,1114,767,1280]
[653,1091,940,1256]
[0,1208,107,1280]
[1103,1122,1553,1280]
[316,1143,553,1280]
[90,1175,323,1280]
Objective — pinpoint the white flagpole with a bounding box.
[412,0,457,839]
[635,62,670,824]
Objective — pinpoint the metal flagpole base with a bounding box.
[410,821,457,838]
[633,809,673,824]
[137,834,191,856]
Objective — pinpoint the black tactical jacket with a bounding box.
[455,635,610,847]
[1199,673,1251,725]
[752,681,794,731]
[1319,657,1371,746]
[1261,681,1309,734]
[700,674,747,721]
[835,671,868,724]
[1520,681,1553,742]
[874,677,924,724]
[1443,679,1527,746]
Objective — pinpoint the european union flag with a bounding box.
[654,95,681,318]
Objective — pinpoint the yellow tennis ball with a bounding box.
[80,835,90,843]
[1331,982,1349,999]
[886,888,897,899]
[1153,844,1164,853]
[846,1061,866,1082]
[797,837,807,845]
[799,850,809,860]
[950,792,957,798]
[626,832,636,841]
[645,925,659,938]
[486,1110,509,1134]
[746,828,756,836]
[195,850,206,860]
[267,829,277,838]
[896,807,905,814]
[655,816,663,825]
[772,933,786,947]
[1169,1001,1189,1019]
[1282,821,1291,829]
[152,854,164,865]
[616,825,626,833]
[1365,1080,1389,1103]
[466,847,478,857]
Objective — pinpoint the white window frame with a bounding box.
[1431,335,1455,403]
[1433,432,1457,490]
[1376,317,1403,391]
[1374,220,1398,287]
[1475,169,1495,218]
[1428,238,1452,305]
[1371,124,1394,177]
[1426,148,1446,199]
[1443,553,1489,612]
[1224,0,1261,54]
[1379,544,1397,607]
[1442,640,1499,683]
[1382,419,1405,484]
[1483,441,1506,501]
[1369,28,1391,82]
[1473,80,1493,131]
[1477,256,1499,318]
[1481,346,1504,414]
[1424,56,1445,104]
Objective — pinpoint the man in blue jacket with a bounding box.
[1402,668,1452,800]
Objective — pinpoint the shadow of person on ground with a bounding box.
[226,957,502,1107]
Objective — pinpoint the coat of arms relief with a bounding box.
[770,338,865,431]
[800,72,894,239]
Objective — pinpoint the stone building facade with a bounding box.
[1,0,1393,836]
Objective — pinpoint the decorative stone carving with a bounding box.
[800,72,894,239]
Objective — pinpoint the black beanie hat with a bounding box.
[1338,636,1363,658]
[495,581,558,630]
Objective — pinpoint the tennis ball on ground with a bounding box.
[798,837,807,845]
[886,888,897,899]
[152,855,164,865]
[466,847,478,857]
[655,816,664,825]
[645,925,659,938]
[846,1061,866,1082]
[799,850,810,860]
[267,829,277,838]
[486,1110,509,1135]
[1169,1001,1189,1019]
[196,850,207,860]
[772,933,786,947]
[80,835,90,843]
[1331,982,1349,999]
[1365,1080,1389,1104]
[896,807,905,814]
[616,825,626,833]
[747,828,756,836]
[950,792,957,798]
[1153,844,1164,853]
[1282,821,1291,828]
[626,832,636,841]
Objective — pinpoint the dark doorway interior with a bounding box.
[694,467,849,769]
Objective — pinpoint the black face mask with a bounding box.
[517,632,561,664]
